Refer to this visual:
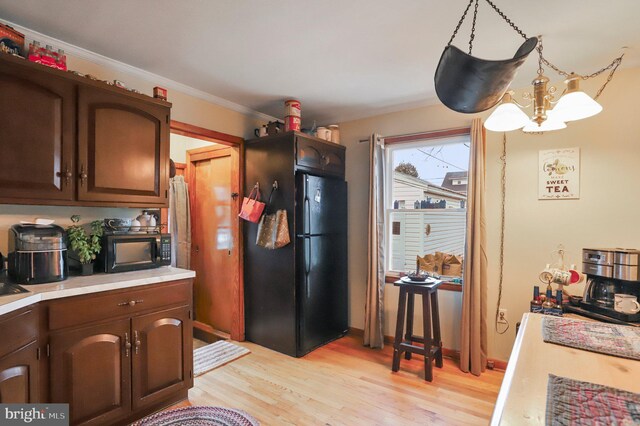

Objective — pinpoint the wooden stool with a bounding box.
[392,280,443,381]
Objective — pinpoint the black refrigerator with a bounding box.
[244,131,348,357]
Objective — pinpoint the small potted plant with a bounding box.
[66,215,104,276]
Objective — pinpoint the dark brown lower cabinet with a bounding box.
[0,341,39,403]
[49,319,132,426]
[46,279,193,426]
[132,306,192,411]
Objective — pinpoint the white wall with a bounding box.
[170,134,216,164]
[340,67,640,361]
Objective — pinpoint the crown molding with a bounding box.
[1,19,278,122]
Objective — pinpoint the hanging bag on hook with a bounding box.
[256,182,291,249]
[434,0,538,113]
[238,183,266,223]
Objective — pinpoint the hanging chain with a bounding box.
[484,0,528,39]
[448,0,475,46]
[468,0,480,54]
[448,0,528,48]
[496,133,509,335]
[536,36,625,99]
[594,56,623,100]
[536,36,545,75]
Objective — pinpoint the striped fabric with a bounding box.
[131,406,259,426]
[194,341,250,377]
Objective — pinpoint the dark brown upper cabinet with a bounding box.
[78,86,169,205]
[0,54,171,207]
[0,61,76,203]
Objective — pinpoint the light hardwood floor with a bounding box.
[188,335,504,425]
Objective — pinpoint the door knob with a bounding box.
[195,245,200,253]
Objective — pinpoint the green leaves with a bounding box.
[66,218,105,264]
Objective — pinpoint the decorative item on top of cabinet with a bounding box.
[0,53,171,207]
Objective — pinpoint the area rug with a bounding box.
[546,374,640,426]
[131,406,259,426]
[542,317,640,360]
[194,340,250,377]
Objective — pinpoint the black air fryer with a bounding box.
[8,224,68,284]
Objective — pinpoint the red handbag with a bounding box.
[238,185,265,223]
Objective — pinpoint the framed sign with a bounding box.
[539,148,580,200]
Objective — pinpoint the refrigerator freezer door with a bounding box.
[297,173,347,236]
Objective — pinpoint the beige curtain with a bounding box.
[169,176,191,269]
[364,134,386,348]
[460,118,488,375]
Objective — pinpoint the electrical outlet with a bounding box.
[498,308,508,324]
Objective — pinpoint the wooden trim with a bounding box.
[384,127,471,145]
[174,162,186,171]
[170,120,244,146]
[193,321,230,343]
[174,122,245,342]
[348,328,507,371]
[385,274,462,292]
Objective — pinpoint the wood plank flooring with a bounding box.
[188,335,503,425]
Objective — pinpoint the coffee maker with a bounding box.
[580,248,640,323]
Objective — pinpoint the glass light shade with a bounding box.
[552,91,603,122]
[522,111,567,132]
[484,102,530,132]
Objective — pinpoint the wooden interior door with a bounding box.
[188,145,241,339]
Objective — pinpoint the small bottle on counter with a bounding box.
[542,284,555,308]
[555,289,564,309]
[531,286,541,304]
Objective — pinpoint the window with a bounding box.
[385,133,470,277]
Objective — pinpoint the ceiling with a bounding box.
[1,0,638,125]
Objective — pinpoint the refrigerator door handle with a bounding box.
[304,196,311,235]
[305,236,311,298]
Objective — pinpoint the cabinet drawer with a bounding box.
[48,280,192,330]
[296,137,345,176]
[0,306,38,359]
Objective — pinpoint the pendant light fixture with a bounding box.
[483,91,530,132]
[484,37,624,133]
[552,73,603,122]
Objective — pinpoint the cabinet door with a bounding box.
[77,86,170,205]
[0,341,39,403]
[132,306,192,411]
[50,319,131,426]
[0,62,75,202]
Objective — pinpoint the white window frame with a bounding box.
[384,134,471,275]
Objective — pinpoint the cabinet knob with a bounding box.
[134,330,141,355]
[117,299,144,307]
[79,165,88,187]
[124,332,131,357]
[58,165,73,187]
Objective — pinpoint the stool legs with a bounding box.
[431,291,443,368]
[404,293,414,360]
[422,292,433,382]
[392,287,407,372]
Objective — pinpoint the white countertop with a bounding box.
[491,313,640,425]
[0,267,195,316]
